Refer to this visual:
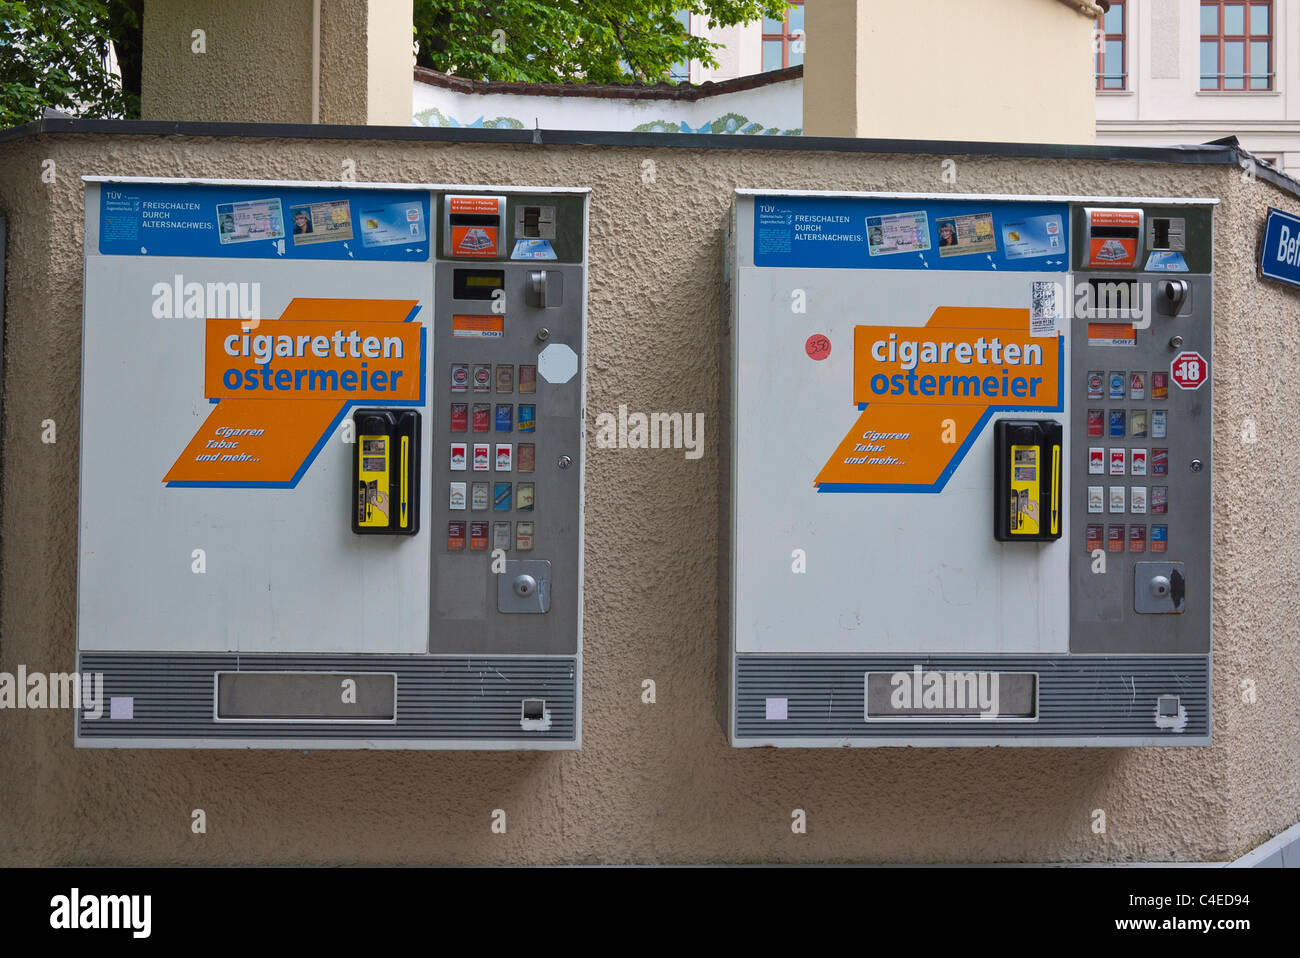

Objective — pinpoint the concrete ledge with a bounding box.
[1228,820,1300,868]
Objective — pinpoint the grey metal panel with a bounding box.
[429,257,584,655]
[77,654,577,743]
[735,655,1209,742]
[1068,270,1212,653]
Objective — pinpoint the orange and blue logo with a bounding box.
[816,307,1062,492]
[165,298,424,487]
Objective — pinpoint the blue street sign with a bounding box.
[1260,207,1300,288]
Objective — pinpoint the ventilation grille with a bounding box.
[736,655,1209,740]
[78,654,577,742]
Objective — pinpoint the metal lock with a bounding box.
[498,559,551,614]
[1135,561,1186,614]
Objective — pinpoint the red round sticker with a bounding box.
[805,334,831,360]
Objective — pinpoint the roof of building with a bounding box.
[1059,0,1109,16]
[413,64,803,101]
[0,119,1292,200]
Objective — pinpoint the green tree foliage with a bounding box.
[0,1,790,128]
[0,0,140,127]
[415,0,791,83]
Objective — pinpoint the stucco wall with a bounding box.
[0,130,1297,864]
[143,0,317,123]
[143,0,410,125]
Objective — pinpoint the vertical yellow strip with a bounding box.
[1050,444,1060,535]
[400,435,409,528]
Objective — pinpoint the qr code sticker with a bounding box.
[1030,281,1062,337]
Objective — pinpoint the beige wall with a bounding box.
[365,0,414,127]
[805,0,1099,142]
[0,130,1297,864]
[142,0,412,125]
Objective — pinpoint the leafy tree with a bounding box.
[0,0,790,128]
[415,0,792,84]
[0,0,141,127]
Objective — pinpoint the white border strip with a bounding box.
[83,174,589,194]
[734,188,1220,205]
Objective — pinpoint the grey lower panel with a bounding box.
[735,655,1209,744]
[78,653,576,745]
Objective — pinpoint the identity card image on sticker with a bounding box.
[216,198,285,245]
[359,202,427,247]
[1001,214,1064,260]
[936,212,996,257]
[866,211,930,256]
[290,199,354,245]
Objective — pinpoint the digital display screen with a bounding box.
[453,269,505,300]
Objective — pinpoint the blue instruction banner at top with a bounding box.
[98,183,430,261]
[753,196,1070,272]
[1260,207,1300,288]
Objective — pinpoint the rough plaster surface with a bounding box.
[319,0,369,125]
[143,0,381,125]
[0,134,1297,865]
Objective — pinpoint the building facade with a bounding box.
[1094,0,1300,177]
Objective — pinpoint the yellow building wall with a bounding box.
[805,0,1099,143]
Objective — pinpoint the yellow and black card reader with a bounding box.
[351,409,420,535]
[994,419,1062,542]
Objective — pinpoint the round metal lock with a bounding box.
[1169,335,1184,349]
[513,574,537,598]
[1149,575,1171,599]
[536,327,550,342]
[557,455,572,470]
[1190,458,1203,473]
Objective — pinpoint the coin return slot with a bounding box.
[520,697,552,731]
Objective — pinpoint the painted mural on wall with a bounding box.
[633,113,799,135]
[415,107,525,129]
[414,106,799,136]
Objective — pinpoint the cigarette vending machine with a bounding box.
[722,190,1213,747]
[77,177,586,748]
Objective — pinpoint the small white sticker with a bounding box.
[110,696,134,720]
[1029,281,1062,337]
[765,697,788,721]
[537,343,578,384]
